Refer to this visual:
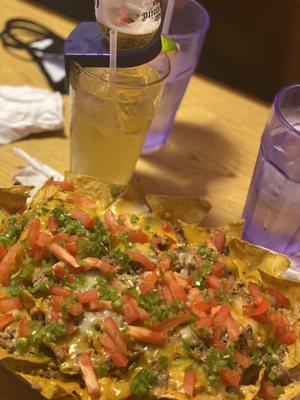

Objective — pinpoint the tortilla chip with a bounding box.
[154,388,226,400]
[227,238,290,282]
[17,372,88,399]
[0,185,33,214]
[240,366,266,400]
[100,377,131,400]
[29,181,60,210]
[145,195,211,225]
[65,171,124,208]
[278,382,300,400]
[0,208,8,225]
[182,220,244,246]
[0,348,50,373]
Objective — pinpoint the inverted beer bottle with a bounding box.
[95,0,161,50]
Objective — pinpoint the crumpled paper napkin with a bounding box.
[13,147,63,195]
[0,85,64,145]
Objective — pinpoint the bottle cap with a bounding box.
[64,22,162,77]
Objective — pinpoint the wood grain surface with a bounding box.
[0,1,270,398]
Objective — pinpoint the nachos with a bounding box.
[0,175,298,400]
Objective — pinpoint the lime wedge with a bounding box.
[161,35,178,53]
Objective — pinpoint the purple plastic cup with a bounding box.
[243,84,300,260]
[142,0,210,154]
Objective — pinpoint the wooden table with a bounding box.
[0,1,270,398]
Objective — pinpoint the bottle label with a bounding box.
[95,0,161,35]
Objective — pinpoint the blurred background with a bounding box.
[33,0,300,102]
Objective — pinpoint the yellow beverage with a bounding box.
[70,58,169,184]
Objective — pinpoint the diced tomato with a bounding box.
[137,307,150,322]
[122,295,139,324]
[159,257,170,272]
[0,298,23,313]
[151,237,162,248]
[260,381,276,400]
[212,231,226,253]
[66,321,76,336]
[158,281,174,305]
[81,257,116,274]
[233,351,252,369]
[219,368,241,387]
[71,208,95,229]
[50,311,62,321]
[157,314,190,332]
[36,232,52,248]
[251,299,272,316]
[65,235,79,255]
[183,370,196,397]
[34,246,47,262]
[173,272,189,288]
[109,278,126,290]
[49,180,74,191]
[69,302,83,317]
[165,271,187,302]
[213,325,225,340]
[248,281,263,303]
[50,285,72,298]
[47,215,58,233]
[0,245,7,262]
[214,303,231,325]
[76,289,99,304]
[79,352,100,396]
[100,333,128,367]
[267,288,291,309]
[242,303,254,316]
[274,312,297,345]
[195,316,214,328]
[27,217,41,251]
[49,243,79,268]
[226,314,240,341]
[18,317,30,337]
[51,232,68,242]
[162,221,173,233]
[212,340,227,350]
[127,249,157,271]
[51,295,64,313]
[68,195,97,208]
[140,271,158,294]
[104,209,120,235]
[102,317,127,355]
[211,260,225,278]
[128,325,165,345]
[253,311,269,323]
[0,314,14,331]
[207,274,222,289]
[87,300,113,312]
[53,262,75,282]
[0,243,23,284]
[127,229,148,244]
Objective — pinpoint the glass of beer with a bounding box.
[69,53,170,185]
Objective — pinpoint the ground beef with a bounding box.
[55,345,69,364]
[32,269,48,286]
[129,344,145,361]
[0,331,16,353]
[271,365,291,386]
[235,325,255,353]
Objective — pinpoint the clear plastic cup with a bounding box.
[70,53,170,185]
[243,84,300,261]
[142,0,210,154]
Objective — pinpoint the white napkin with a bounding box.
[0,85,64,145]
[13,147,63,195]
